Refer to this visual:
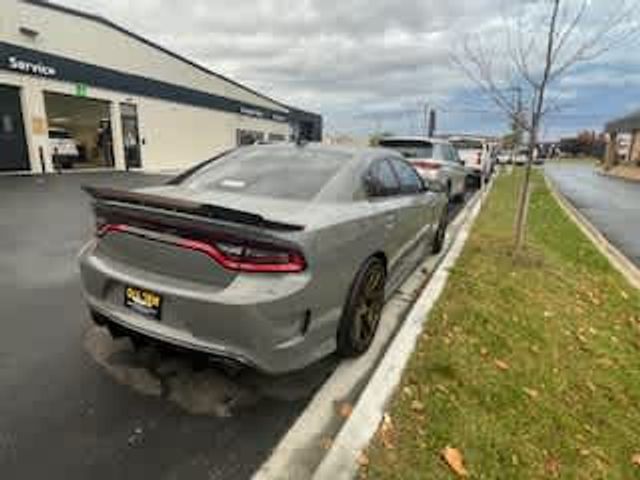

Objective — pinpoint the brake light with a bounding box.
[97,223,127,236]
[179,239,306,273]
[412,161,441,170]
[98,223,306,273]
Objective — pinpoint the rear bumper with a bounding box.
[79,242,339,374]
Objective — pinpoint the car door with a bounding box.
[387,157,437,281]
[363,158,407,291]
[446,145,468,196]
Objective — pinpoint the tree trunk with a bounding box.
[513,0,560,255]
[514,131,536,252]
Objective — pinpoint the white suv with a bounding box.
[378,137,468,201]
[449,137,493,185]
[48,128,79,169]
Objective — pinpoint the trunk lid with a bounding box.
[84,185,310,286]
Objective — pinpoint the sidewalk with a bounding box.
[602,164,640,182]
[362,169,640,479]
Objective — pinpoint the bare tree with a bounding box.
[452,0,639,253]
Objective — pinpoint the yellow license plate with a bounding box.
[124,286,162,319]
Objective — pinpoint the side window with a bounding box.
[365,159,400,197]
[447,146,461,163]
[433,144,446,161]
[389,158,424,194]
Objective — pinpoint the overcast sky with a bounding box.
[54,0,640,140]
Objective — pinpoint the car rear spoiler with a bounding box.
[82,186,305,232]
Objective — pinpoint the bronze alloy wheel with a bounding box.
[337,257,386,356]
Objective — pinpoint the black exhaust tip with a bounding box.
[90,309,108,326]
[106,322,126,339]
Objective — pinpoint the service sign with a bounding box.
[7,55,57,77]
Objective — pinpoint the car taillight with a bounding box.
[97,223,306,273]
[179,239,306,273]
[97,223,127,236]
[413,161,441,170]
[476,152,482,165]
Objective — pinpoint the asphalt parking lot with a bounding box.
[0,172,475,479]
[0,172,340,480]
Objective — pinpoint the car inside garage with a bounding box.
[44,92,114,170]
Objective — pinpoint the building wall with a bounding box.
[137,96,289,172]
[3,0,287,113]
[0,69,290,173]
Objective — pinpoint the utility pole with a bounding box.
[423,103,429,136]
[428,109,436,137]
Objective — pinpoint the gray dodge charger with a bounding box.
[79,144,448,374]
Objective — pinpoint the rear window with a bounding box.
[451,139,483,150]
[181,147,350,201]
[379,140,433,159]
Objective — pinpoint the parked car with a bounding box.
[449,136,493,185]
[378,136,467,201]
[79,144,449,374]
[514,147,530,165]
[48,128,79,169]
[496,149,513,165]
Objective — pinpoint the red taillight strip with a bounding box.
[178,239,305,273]
[413,161,441,170]
[97,224,306,273]
[97,223,128,236]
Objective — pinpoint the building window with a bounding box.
[237,129,264,146]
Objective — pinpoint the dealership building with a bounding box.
[0,0,322,173]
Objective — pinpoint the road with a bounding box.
[545,162,640,267]
[0,172,335,480]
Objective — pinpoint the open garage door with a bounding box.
[44,92,114,171]
[0,85,29,172]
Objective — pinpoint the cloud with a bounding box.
[52,0,640,138]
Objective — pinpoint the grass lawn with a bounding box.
[364,169,640,479]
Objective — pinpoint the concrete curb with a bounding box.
[311,183,490,480]
[596,167,640,185]
[545,175,640,290]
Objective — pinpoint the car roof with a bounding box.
[448,135,488,143]
[378,136,450,145]
[248,142,396,161]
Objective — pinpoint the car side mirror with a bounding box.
[424,179,446,193]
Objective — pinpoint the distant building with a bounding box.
[604,111,640,168]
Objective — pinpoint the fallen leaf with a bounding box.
[545,456,561,477]
[411,400,425,413]
[320,437,333,450]
[621,290,629,300]
[632,453,640,467]
[494,359,510,371]
[377,413,395,449]
[357,451,370,467]
[523,387,539,399]
[442,446,468,477]
[336,401,353,419]
[480,347,489,356]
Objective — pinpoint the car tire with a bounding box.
[432,207,448,254]
[446,181,454,204]
[336,256,387,357]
